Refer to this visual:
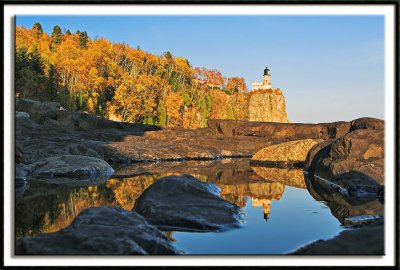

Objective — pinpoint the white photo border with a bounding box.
[3,2,397,267]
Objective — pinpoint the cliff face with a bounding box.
[248,89,288,122]
[209,89,288,123]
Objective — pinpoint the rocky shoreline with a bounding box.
[15,99,385,255]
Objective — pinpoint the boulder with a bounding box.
[350,117,384,132]
[251,139,322,166]
[29,155,114,186]
[290,225,384,255]
[16,98,60,115]
[134,174,241,232]
[15,206,180,255]
[15,111,29,118]
[306,129,384,190]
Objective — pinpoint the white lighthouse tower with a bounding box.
[251,67,272,91]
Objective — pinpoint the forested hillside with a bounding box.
[15,23,286,128]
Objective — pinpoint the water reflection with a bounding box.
[18,159,375,254]
[304,174,384,225]
[16,159,301,238]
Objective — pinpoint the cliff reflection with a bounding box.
[251,166,306,189]
[15,159,293,238]
[15,175,158,238]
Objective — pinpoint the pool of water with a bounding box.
[15,158,348,254]
[171,187,343,255]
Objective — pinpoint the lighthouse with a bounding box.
[251,66,272,91]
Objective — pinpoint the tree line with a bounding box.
[15,23,248,128]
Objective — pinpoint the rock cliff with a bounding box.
[209,89,288,123]
[248,89,288,122]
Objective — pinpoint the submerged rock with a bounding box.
[134,174,242,232]
[251,139,322,166]
[15,206,180,255]
[29,155,114,186]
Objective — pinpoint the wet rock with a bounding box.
[343,215,384,226]
[290,225,384,255]
[134,174,241,232]
[15,165,30,200]
[15,206,180,255]
[16,111,29,118]
[15,142,23,164]
[29,155,114,186]
[251,139,322,166]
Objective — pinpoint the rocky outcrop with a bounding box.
[16,98,160,132]
[15,206,180,255]
[290,225,384,255]
[16,114,274,166]
[305,128,384,194]
[248,89,288,122]
[207,117,382,141]
[349,117,384,132]
[16,98,61,115]
[251,139,322,166]
[28,155,114,186]
[134,174,241,232]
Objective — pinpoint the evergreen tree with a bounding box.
[51,25,62,44]
[163,51,173,60]
[46,65,58,101]
[29,45,45,77]
[15,47,33,98]
[79,31,89,48]
[32,22,43,39]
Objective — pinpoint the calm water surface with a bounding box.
[15,158,346,254]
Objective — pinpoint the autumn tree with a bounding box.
[165,92,183,127]
[225,77,247,94]
[15,24,254,128]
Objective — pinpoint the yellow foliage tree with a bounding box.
[165,92,183,127]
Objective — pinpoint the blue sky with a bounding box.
[16,15,385,123]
